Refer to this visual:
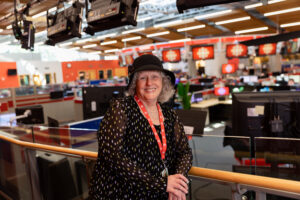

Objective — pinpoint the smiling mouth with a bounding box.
[144,88,156,92]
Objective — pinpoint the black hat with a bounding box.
[127,54,175,88]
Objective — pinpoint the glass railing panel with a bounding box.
[188,135,252,200]
[15,86,35,96]
[188,135,252,172]
[255,137,300,181]
[28,126,98,150]
[0,140,33,199]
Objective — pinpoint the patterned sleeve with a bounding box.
[97,99,167,192]
[172,110,193,175]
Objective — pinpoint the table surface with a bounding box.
[191,98,232,109]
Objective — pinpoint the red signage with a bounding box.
[226,44,248,58]
[259,43,276,56]
[162,49,181,62]
[222,63,236,74]
[192,45,214,60]
[138,51,153,56]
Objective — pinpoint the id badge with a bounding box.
[161,167,169,178]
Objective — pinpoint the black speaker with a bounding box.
[176,0,246,13]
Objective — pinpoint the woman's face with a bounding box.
[136,71,162,103]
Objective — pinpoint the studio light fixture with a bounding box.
[122,36,142,42]
[177,24,205,32]
[235,27,268,34]
[146,31,170,37]
[215,17,251,25]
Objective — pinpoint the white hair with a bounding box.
[126,71,175,103]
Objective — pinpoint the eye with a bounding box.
[151,75,160,80]
[139,76,147,80]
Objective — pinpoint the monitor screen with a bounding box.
[7,69,17,76]
[232,91,300,138]
[191,92,203,103]
[15,105,44,124]
[241,76,258,83]
[214,87,229,96]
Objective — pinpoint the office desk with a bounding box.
[191,98,232,125]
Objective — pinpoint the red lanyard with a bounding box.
[134,95,167,160]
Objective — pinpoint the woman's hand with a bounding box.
[166,174,188,199]
[168,191,186,200]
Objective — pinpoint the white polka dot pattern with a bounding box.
[89,96,192,199]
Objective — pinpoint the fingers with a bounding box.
[169,190,186,200]
[167,174,189,198]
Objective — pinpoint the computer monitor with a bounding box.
[15,105,44,124]
[232,91,300,138]
[241,75,258,83]
[191,92,203,103]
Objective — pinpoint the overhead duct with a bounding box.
[240,30,300,46]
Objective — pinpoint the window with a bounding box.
[19,75,30,86]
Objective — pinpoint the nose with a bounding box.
[146,77,152,85]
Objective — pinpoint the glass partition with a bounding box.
[15,86,35,96]
[188,134,251,200]
[0,88,12,98]
[255,137,300,180]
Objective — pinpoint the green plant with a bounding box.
[177,82,192,110]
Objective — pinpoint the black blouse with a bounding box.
[89,96,192,199]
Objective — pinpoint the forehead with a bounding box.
[138,70,161,76]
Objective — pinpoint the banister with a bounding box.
[1,132,300,195]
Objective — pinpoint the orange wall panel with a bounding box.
[61,60,126,82]
[0,62,19,89]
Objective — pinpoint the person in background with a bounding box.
[89,54,193,200]
[288,78,295,86]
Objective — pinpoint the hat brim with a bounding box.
[127,65,175,89]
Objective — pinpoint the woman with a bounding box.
[89,54,193,199]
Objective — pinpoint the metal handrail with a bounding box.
[1,133,300,195]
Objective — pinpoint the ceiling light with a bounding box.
[168,38,191,43]
[69,47,80,50]
[264,7,300,16]
[76,38,92,44]
[235,27,268,34]
[146,31,170,37]
[280,21,300,28]
[0,29,3,33]
[177,24,205,32]
[194,10,232,20]
[268,0,285,4]
[137,16,153,22]
[215,16,251,25]
[122,36,142,42]
[35,30,47,37]
[32,11,47,19]
[83,44,97,48]
[59,42,73,47]
[122,28,145,34]
[154,19,194,28]
[104,55,119,60]
[48,7,57,13]
[96,33,117,40]
[6,25,12,29]
[90,51,102,54]
[245,3,263,9]
[105,49,120,53]
[100,40,117,45]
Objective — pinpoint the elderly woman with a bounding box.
[89,54,192,200]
